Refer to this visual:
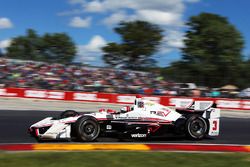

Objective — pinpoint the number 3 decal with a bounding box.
[212,120,218,131]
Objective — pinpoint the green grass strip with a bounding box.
[0,151,250,167]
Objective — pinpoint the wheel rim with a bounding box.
[84,123,95,135]
[80,120,98,138]
[189,118,206,138]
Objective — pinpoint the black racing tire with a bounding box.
[185,115,208,140]
[60,110,79,119]
[74,116,100,142]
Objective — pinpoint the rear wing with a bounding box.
[175,99,216,111]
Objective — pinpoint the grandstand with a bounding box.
[0,58,168,95]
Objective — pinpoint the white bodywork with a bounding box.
[29,97,220,140]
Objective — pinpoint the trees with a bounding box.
[6,29,42,60]
[165,13,245,87]
[102,21,163,70]
[41,33,76,63]
[6,29,76,64]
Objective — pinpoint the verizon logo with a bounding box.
[131,133,147,138]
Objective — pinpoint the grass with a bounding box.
[0,151,250,167]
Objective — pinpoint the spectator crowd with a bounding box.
[0,58,249,98]
[0,58,169,95]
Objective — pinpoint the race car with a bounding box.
[28,96,220,142]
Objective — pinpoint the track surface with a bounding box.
[0,110,250,144]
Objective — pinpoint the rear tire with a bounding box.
[74,116,100,142]
[185,115,208,140]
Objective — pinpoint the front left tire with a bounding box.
[74,116,100,142]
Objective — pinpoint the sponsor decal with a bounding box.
[156,111,171,117]
[131,133,147,138]
[143,97,160,103]
[114,116,139,120]
[242,101,250,109]
[24,90,65,99]
[74,93,97,101]
[25,90,46,98]
[0,89,6,96]
[47,91,65,99]
[106,125,112,130]
[0,89,18,97]
[150,109,172,117]
[117,96,136,103]
[73,93,109,102]
[150,111,157,114]
[216,100,240,109]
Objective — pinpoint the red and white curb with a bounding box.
[0,143,250,152]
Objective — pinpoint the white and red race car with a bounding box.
[29,96,220,141]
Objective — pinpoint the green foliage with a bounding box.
[165,13,246,88]
[6,29,76,64]
[102,21,163,70]
[41,33,76,63]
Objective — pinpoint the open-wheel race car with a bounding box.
[29,96,220,142]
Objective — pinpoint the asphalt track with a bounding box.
[0,110,250,144]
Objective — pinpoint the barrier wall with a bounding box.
[0,87,250,110]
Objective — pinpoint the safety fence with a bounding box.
[0,87,250,110]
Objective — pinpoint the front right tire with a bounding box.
[74,116,100,142]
